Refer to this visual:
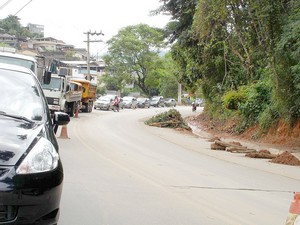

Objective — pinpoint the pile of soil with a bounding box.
[186,113,300,166]
[270,151,300,166]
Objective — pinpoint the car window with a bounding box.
[0,69,44,121]
[0,55,36,73]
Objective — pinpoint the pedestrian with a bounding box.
[113,96,119,112]
[192,101,197,112]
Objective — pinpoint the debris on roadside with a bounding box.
[210,140,256,153]
[270,151,300,166]
[245,149,277,159]
[145,109,191,131]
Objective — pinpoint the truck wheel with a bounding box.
[83,103,89,112]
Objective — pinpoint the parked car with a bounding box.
[122,96,137,109]
[164,98,177,107]
[195,98,204,107]
[0,63,70,225]
[150,96,165,107]
[136,97,150,108]
[94,95,114,110]
[118,98,124,109]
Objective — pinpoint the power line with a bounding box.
[14,0,32,16]
[0,0,13,11]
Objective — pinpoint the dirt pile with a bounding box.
[186,113,300,166]
[270,151,300,166]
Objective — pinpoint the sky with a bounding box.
[0,0,171,55]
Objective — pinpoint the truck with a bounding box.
[70,77,97,113]
[41,74,83,117]
[57,66,98,113]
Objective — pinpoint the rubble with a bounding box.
[145,109,191,131]
[270,151,300,166]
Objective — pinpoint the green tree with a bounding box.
[158,52,179,98]
[0,15,33,40]
[103,24,166,96]
[158,0,300,132]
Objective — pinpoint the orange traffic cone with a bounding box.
[286,192,300,225]
[59,125,69,139]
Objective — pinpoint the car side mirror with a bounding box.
[53,112,70,125]
[43,71,51,84]
[52,112,70,134]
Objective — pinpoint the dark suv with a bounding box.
[0,63,70,225]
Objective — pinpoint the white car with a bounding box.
[122,96,137,109]
[94,96,114,110]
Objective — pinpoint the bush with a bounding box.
[222,87,247,110]
[239,80,271,126]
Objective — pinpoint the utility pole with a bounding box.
[84,30,104,81]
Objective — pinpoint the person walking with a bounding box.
[113,96,119,112]
[192,101,197,112]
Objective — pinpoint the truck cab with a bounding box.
[42,74,82,116]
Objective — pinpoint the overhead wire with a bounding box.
[0,0,13,11]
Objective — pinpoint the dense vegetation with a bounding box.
[157,0,300,135]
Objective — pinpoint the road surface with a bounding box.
[57,106,300,225]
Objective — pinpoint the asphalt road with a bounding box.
[56,106,300,225]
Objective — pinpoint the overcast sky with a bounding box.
[0,0,171,55]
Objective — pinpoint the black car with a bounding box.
[0,63,70,225]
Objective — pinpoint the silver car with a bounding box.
[94,96,114,110]
[122,96,137,109]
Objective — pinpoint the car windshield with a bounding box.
[98,97,111,102]
[151,97,160,101]
[0,68,44,121]
[41,77,61,90]
[137,98,146,102]
[123,97,133,102]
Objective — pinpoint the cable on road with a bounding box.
[169,185,295,193]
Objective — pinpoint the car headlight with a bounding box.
[16,137,59,174]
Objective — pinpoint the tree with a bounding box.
[158,52,179,98]
[158,0,300,132]
[0,15,33,40]
[104,24,166,96]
